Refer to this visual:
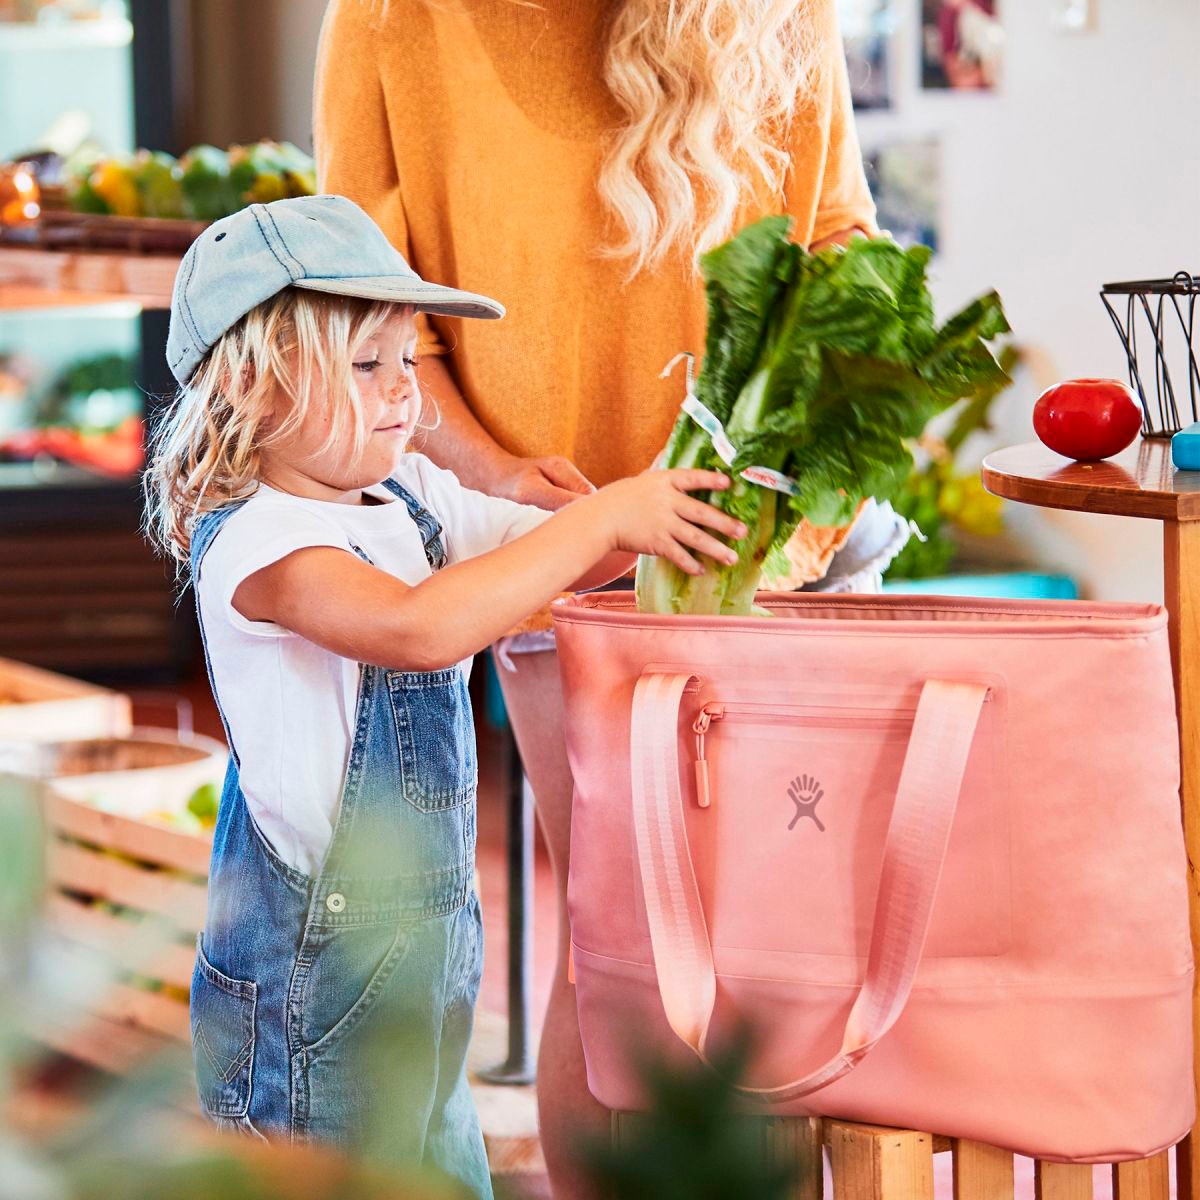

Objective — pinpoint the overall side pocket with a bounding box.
[191,934,258,1120]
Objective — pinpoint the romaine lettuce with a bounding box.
[635,217,1010,615]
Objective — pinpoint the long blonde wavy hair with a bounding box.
[598,0,824,273]
[144,288,405,564]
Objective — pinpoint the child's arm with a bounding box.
[569,550,637,594]
[233,470,744,672]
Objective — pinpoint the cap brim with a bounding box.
[292,274,504,320]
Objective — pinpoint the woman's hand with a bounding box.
[416,356,595,509]
[587,469,747,576]
[495,452,596,510]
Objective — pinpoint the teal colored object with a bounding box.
[883,572,1079,600]
[1172,422,1200,470]
[484,651,510,729]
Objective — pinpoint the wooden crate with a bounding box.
[34,787,211,1067]
[0,655,130,742]
[35,788,543,1182]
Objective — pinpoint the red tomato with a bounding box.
[1033,379,1143,461]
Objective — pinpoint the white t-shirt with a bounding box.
[196,453,551,875]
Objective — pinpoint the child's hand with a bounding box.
[589,470,748,576]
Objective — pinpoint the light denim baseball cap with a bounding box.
[166,194,504,386]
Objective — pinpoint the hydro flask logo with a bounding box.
[787,774,826,832]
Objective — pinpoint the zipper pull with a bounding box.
[692,704,723,809]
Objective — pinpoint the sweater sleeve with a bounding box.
[312,0,447,357]
[786,2,879,246]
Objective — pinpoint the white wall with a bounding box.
[192,0,1200,602]
[857,0,1200,601]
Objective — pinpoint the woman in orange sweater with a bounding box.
[315,2,879,1192]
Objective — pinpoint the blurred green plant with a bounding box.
[575,1025,808,1200]
[886,343,1022,580]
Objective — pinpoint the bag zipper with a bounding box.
[690,701,916,810]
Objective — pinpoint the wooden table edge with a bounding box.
[981,452,1200,523]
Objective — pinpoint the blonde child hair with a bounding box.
[144,288,415,563]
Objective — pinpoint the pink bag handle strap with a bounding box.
[630,670,988,1101]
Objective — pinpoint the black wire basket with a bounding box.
[1101,272,1200,437]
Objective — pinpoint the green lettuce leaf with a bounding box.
[635,219,1011,616]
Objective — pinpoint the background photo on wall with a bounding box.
[864,139,941,253]
[921,0,1004,91]
[840,0,893,110]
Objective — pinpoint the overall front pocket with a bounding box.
[295,922,413,1055]
[387,667,477,812]
[191,935,257,1119]
[290,919,433,1148]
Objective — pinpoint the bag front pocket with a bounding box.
[387,667,477,812]
[191,936,257,1119]
[686,691,1010,962]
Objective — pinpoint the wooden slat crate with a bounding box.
[36,788,211,1065]
[35,789,543,1182]
[611,1115,1179,1200]
[0,655,130,742]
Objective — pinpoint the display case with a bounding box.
[0,0,190,678]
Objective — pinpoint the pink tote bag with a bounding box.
[553,591,1194,1163]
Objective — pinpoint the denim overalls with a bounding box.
[188,479,492,1199]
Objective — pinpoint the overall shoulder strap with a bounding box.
[188,499,253,769]
[381,477,447,570]
[189,498,251,578]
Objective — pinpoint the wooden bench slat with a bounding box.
[829,1121,934,1200]
[1035,1160,1093,1200]
[953,1139,1015,1200]
[822,1125,951,1155]
[30,1012,177,1076]
[1113,1153,1171,1200]
[762,1117,824,1200]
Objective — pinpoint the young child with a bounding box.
[145,195,743,1195]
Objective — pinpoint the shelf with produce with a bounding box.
[0,139,320,310]
[0,15,132,51]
